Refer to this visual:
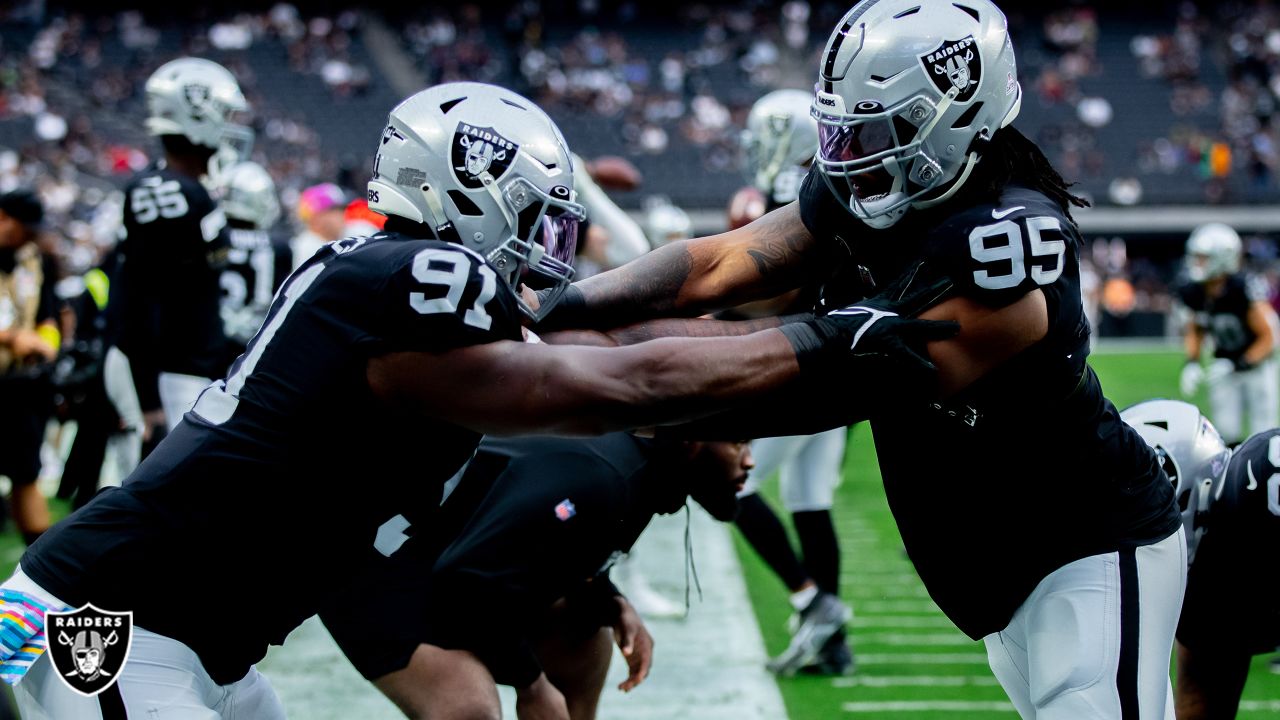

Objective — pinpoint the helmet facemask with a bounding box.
[813,90,971,229]
[488,176,584,321]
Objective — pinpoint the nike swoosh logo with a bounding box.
[1247,461,1258,491]
[991,206,1026,220]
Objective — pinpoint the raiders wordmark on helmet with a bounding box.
[45,605,134,697]
[452,123,520,189]
[918,35,983,102]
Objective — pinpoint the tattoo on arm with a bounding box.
[745,207,819,282]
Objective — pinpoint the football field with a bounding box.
[735,347,1280,719]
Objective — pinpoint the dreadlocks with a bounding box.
[976,126,1090,219]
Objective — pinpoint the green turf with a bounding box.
[734,350,1280,719]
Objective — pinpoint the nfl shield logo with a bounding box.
[554,499,576,522]
[45,605,133,697]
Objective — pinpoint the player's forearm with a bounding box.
[544,203,817,330]
[539,314,806,347]
[1184,324,1203,363]
[1243,303,1277,365]
[536,331,806,435]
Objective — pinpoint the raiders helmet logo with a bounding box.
[45,605,133,697]
[452,123,519,189]
[918,35,982,103]
[182,83,211,118]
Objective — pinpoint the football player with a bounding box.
[321,433,753,720]
[115,58,252,438]
[0,82,947,718]
[537,1,1186,715]
[1122,399,1276,720]
[728,89,854,676]
[216,161,291,366]
[1177,222,1278,444]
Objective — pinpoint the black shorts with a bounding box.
[1177,527,1280,655]
[0,375,52,486]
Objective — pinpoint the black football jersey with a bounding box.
[115,164,231,410]
[218,227,292,364]
[322,433,671,686]
[1178,428,1280,653]
[1177,274,1267,364]
[798,169,1179,640]
[765,166,809,213]
[21,230,523,684]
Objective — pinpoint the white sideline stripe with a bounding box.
[857,653,990,665]
[1239,701,1280,711]
[853,633,976,646]
[833,675,1001,688]
[843,700,1016,713]
[855,600,940,614]
[841,573,922,584]
[848,586,931,598]
[852,616,955,628]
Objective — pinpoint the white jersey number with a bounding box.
[969,216,1066,291]
[409,248,498,331]
[1268,435,1280,517]
[130,179,189,224]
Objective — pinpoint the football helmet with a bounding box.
[145,58,253,184]
[220,162,280,230]
[742,89,818,199]
[368,82,585,321]
[813,0,1022,228]
[1121,399,1231,562]
[643,196,692,248]
[1185,223,1241,283]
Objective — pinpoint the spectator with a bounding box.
[0,190,58,545]
[290,183,348,270]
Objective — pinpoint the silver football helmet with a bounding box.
[813,0,1022,228]
[1185,223,1242,283]
[368,82,585,321]
[1121,399,1232,562]
[742,89,818,201]
[145,58,253,185]
[220,162,280,230]
[643,196,692,248]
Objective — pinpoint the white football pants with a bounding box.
[1209,358,1279,444]
[984,526,1186,720]
[739,428,848,512]
[158,372,214,432]
[6,567,286,720]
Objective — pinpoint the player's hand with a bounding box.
[612,596,654,692]
[1205,358,1235,386]
[515,673,570,720]
[141,409,166,443]
[1180,362,1204,397]
[11,329,56,362]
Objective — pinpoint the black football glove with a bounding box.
[780,261,959,374]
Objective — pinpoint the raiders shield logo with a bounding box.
[452,123,519,189]
[46,605,133,697]
[918,35,982,103]
[183,83,210,110]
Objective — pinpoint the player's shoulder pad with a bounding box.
[1221,427,1280,511]
[924,185,1079,307]
[1237,273,1271,303]
[381,235,523,342]
[122,166,219,236]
